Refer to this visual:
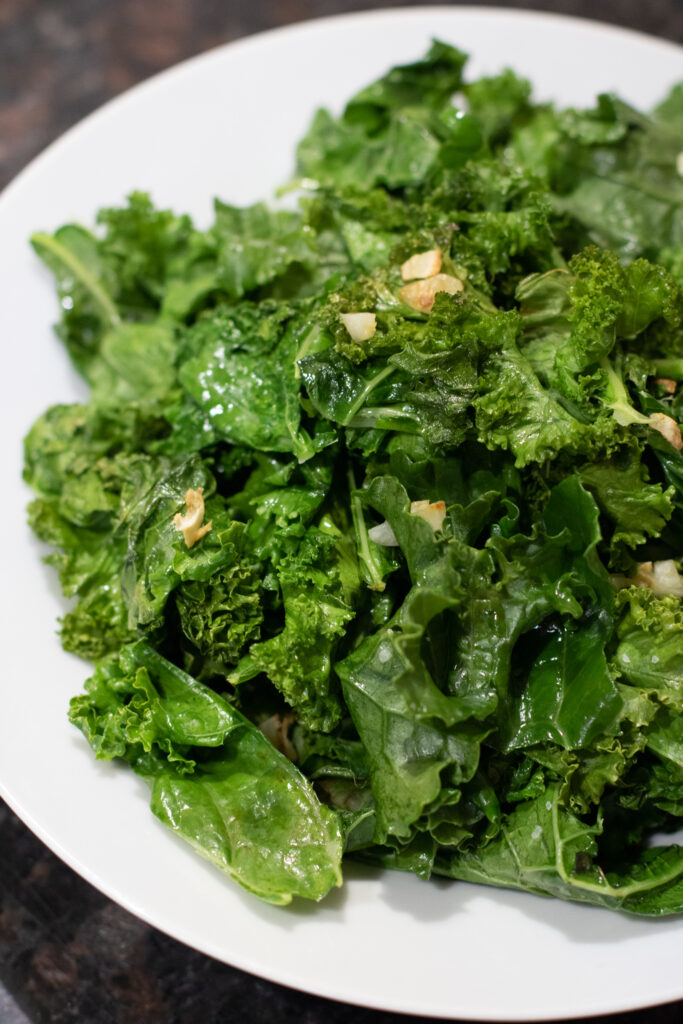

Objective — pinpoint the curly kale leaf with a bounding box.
[579,450,675,561]
[296,41,467,190]
[437,783,683,915]
[231,527,359,732]
[69,642,343,904]
[176,560,264,674]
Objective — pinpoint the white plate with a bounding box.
[1,7,682,1020]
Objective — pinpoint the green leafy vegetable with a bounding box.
[69,642,343,904]
[26,42,683,913]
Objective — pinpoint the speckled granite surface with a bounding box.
[1,0,682,191]
[2,3,683,1022]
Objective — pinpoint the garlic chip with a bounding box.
[259,713,298,762]
[654,378,677,394]
[399,273,463,313]
[611,559,683,598]
[368,500,447,547]
[367,520,399,547]
[409,499,447,532]
[340,312,377,343]
[649,412,683,451]
[400,249,442,282]
[173,487,212,548]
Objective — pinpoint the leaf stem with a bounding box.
[342,365,396,426]
[348,467,385,591]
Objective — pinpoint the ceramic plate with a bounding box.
[1,8,682,1020]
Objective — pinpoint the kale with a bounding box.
[26,41,683,912]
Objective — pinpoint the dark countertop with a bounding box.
[2,2,682,1022]
[1,0,682,192]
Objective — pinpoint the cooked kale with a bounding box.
[25,42,683,911]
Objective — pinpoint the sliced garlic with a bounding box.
[649,560,683,596]
[649,412,683,450]
[368,520,399,547]
[400,273,463,313]
[654,378,677,394]
[400,248,442,282]
[410,499,447,532]
[677,151,683,178]
[611,559,683,597]
[259,713,298,762]
[649,560,683,597]
[340,312,376,343]
[316,778,369,812]
[173,487,212,548]
[368,500,447,547]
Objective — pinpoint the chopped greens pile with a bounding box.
[25,42,683,912]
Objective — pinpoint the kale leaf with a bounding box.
[26,43,683,913]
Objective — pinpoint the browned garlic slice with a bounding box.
[654,378,677,394]
[368,500,447,547]
[316,778,369,812]
[173,487,212,548]
[400,248,442,282]
[340,312,376,343]
[409,499,447,531]
[399,273,463,313]
[611,559,683,597]
[649,412,683,450]
[259,713,298,762]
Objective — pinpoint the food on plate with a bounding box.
[24,42,683,911]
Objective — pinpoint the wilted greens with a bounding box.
[25,43,683,912]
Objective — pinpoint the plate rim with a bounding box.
[1,4,682,214]
[2,7,683,1020]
